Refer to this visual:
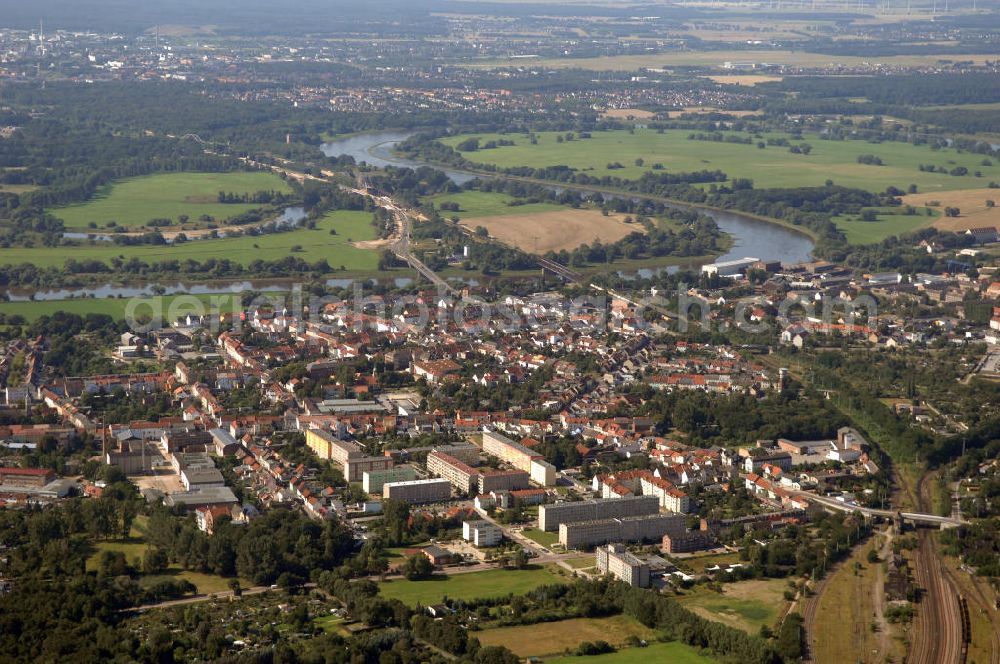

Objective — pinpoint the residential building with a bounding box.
[344,456,394,482]
[560,513,687,549]
[596,543,650,588]
[305,428,363,466]
[363,466,416,494]
[462,519,502,547]
[383,478,451,504]
[427,450,479,494]
[539,495,659,532]
[478,469,529,493]
[662,531,717,554]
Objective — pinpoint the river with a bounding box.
[321,131,815,266]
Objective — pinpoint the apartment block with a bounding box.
[639,476,692,513]
[538,495,659,532]
[438,443,481,465]
[596,543,650,588]
[662,531,717,554]
[345,456,394,483]
[363,466,417,494]
[427,450,479,494]
[482,429,556,486]
[383,478,452,504]
[559,513,687,549]
[478,469,529,494]
[305,428,362,466]
[462,519,502,547]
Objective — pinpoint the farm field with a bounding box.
[379,565,567,606]
[474,615,656,657]
[0,210,379,270]
[0,293,243,322]
[832,207,938,244]
[676,578,789,634]
[50,171,293,230]
[471,208,642,253]
[440,128,1000,193]
[544,641,717,664]
[902,188,1000,231]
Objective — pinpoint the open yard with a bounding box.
[677,578,790,634]
[475,615,656,657]
[441,129,1000,193]
[543,641,717,664]
[379,565,567,606]
[50,171,293,230]
[0,210,379,270]
[901,188,1000,231]
[521,528,561,548]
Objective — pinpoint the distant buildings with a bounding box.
[596,543,650,588]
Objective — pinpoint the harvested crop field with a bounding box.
[474,615,656,657]
[601,108,656,119]
[466,209,643,253]
[901,188,1000,231]
[706,74,783,86]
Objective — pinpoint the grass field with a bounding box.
[0,210,378,270]
[51,172,293,230]
[832,207,937,244]
[379,565,566,606]
[440,128,1000,193]
[543,641,717,664]
[475,615,656,657]
[677,578,789,634]
[521,528,561,548]
[432,190,563,219]
[0,293,243,322]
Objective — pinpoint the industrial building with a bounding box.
[539,495,659,532]
[383,478,451,504]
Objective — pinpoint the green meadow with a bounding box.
[440,129,1000,194]
[833,206,938,244]
[0,293,243,322]
[0,210,379,270]
[431,190,563,218]
[51,171,293,230]
[379,565,567,606]
[544,641,717,664]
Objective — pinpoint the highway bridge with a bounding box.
[801,492,965,528]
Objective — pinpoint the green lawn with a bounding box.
[476,615,657,657]
[522,528,561,548]
[544,641,717,664]
[676,579,789,634]
[0,210,379,270]
[832,206,938,244]
[51,171,293,230]
[379,565,567,606]
[439,129,1000,193]
[431,190,563,219]
[0,293,243,322]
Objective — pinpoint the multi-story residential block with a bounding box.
[427,450,479,494]
[559,513,686,549]
[306,428,362,466]
[539,495,659,532]
[383,478,452,504]
[662,531,717,554]
[462,519,502,547]
[363,466,417,494]
[639,476,692,513]
[596,543,650,588]
[345,456,394,483]
[482,429,556,486]
[478,469,529,494]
